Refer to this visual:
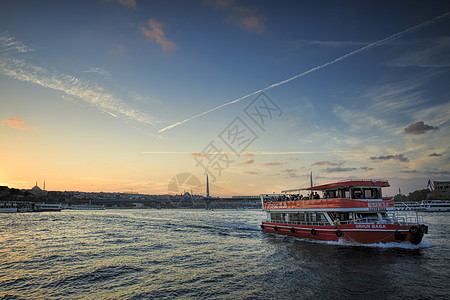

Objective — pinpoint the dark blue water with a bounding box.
[0,210,448,299]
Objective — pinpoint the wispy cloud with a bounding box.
[312,160,345,166]
[204,0,266,33]
[118,0,136,8]
[387,37,450,68]
[293,39,367,48]
[240,158,254,165]
[2,118,35,131]
[83,67,110,78]
[264,162,283,166]
[103,0,136,9]
[141,18,177,52]
[0,57,157,125]
[0,32,33,54]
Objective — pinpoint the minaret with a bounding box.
[44,181,46,191]
[206,173,210,198]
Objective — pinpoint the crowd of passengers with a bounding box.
[267,192,322,202]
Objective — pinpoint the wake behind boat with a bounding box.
[260,179,428,245]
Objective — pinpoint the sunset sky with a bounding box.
[1,0,449,196]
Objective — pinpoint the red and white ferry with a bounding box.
[260,179,428,245]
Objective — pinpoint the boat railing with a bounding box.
[389,212,423,226]
[264,220,331,227]
[338,214,423,226]
[339,217,395,225]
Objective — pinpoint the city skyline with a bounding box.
[1,0,449,196]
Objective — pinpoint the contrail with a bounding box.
[159,11,450,133]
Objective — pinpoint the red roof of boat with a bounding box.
[309,180,390,190]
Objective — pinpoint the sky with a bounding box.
[1,0,449,197]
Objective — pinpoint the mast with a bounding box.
[310,172,313,188]
[206,173,210,198]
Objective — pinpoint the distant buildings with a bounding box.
[433,181,450,196]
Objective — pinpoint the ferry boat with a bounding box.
[260,179,428,245]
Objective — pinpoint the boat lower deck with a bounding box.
[261,221,427,244]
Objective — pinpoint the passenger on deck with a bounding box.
[314,192,320,199]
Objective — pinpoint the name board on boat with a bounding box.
[355,224,387,229]
[367,201,389,208]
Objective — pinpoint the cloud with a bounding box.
[118,0,136,8]
[325,167,357,173]
[428,153,442,157]
[83,67,110,78]
[293,39,367,48]
[387,37,450,68]
[280,169,301,178]
[370,154,409,163]
[312,160,345,166]
[404,121,438,134]
[0,57,157,125]
[0,32,33,54]
[204,0,265,33]
[400,170,419,173]
[242,152,254,157]
[2,118,35,131]
[425,169,450,176]
[240,158,254,164]
[264,162,283,166]
[103,0,136,9]
[243,171,258,175]
[140,18,176,52]
[360,167,374,171]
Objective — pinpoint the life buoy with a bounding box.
[335,230,343,237]
[311,229,317,236]
[274,226,278,231]
[409,226,419,235]
[291,227,296,233]
[419,225,428,234]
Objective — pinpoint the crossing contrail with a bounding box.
[159,11,450,133]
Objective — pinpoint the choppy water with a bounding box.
[0,210,449,299]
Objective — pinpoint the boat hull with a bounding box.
[261,222,426,245]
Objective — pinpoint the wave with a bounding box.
[309,238,434,249]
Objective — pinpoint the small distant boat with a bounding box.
[260,179,428,245]
[415,200,450,212]
[38,203,63,211]
[0,201,18,213]
[68,204,105,210]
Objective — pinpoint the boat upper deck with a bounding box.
[261,179,393,212]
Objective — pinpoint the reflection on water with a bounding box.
[0,210,448,299]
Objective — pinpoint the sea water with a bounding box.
[0,210,449,299]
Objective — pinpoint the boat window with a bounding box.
[325,190,336,198]
[342,189,350,198]
[352,188,363,199]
